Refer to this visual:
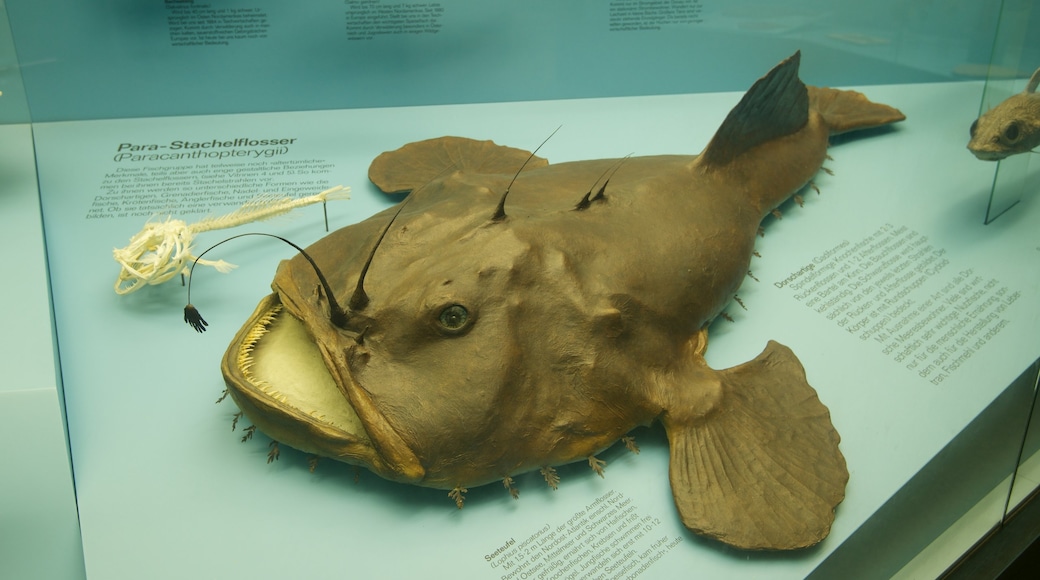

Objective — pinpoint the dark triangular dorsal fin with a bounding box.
[700,52,808,166]
[656,340,847,549]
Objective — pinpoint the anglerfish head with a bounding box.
[220,168,663,491]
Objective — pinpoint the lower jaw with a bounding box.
[220,294,385,468]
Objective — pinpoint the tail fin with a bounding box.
[701,51,809,166]
[809,86,906,134]
[699,51,906,166]
[660,341,847,549]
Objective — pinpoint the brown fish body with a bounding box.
[221,52,905,550]
[267,153,780,487]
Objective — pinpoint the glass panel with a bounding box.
[1007,360,1040,515]
[978,0,1040,223]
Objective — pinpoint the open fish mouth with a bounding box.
[221,294,389,473]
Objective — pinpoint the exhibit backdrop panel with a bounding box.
[30,76,1040,577]
[2,0,1028,121]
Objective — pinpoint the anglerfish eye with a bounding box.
[969,119,978,138]
[1004,121,1021,143]
[437,304,471,334]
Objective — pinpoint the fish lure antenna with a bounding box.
[574,154,632,211]
[349,163,457,311]
[183,233,349,332]
[347,202,409,311]
[491,125,561,222]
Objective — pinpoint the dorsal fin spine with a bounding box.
[574,155,632,211]
[492,126,561,221]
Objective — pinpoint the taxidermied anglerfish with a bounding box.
[213,52,904,550]
[968,65,1040,160]
[114,186,349,294]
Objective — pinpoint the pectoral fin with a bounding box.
[660,340,847,550]
[368,136,549,194]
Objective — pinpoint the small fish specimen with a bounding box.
[968,65,1040,160]
[211,53,904,550]
[112,186,349,294]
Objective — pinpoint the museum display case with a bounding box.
[1,1,1039,578]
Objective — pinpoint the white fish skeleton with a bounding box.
[112,185,350,295]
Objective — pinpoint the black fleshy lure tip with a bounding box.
[184,304,209,333]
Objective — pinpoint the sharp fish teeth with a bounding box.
[239,304,282,390]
